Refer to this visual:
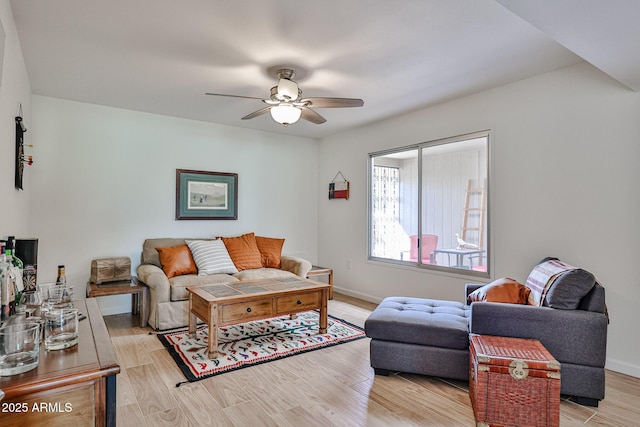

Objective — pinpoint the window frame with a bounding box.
[367,130,491,278]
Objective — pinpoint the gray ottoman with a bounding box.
[364,297,471,380]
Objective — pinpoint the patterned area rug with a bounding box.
[157,311,366,385]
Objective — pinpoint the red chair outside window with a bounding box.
[409,234,438,264]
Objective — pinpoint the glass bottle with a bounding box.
[56,265,67,286]
[0,254,10,321]
[5,236,24,269]
[4,237,24,316]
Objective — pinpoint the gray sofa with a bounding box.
[136,237,312,330]
[365,258,608,407]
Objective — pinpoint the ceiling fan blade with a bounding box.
[300,107,326,124]
[298,97,364,108]
[205,93,264,101]
[241,106,271,120]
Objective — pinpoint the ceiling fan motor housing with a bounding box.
[274,78,300,101]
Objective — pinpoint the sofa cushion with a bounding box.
[468,277,530,304]
[255,236,285,268]
[221,232,263,271]
[543,268,596,310]
[142,238,190,267]
[365,297,470,350]
[186,239,238,275]
[525,257,596,310]
[526,259,575,306]
[168,274,239,302]
[156,244,197,278]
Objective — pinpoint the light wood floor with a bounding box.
[106,293,640,426]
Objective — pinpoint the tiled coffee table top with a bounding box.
[201,277,321,298]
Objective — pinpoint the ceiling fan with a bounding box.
[206,68,364,126]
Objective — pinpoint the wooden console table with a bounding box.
[0,299,120,426]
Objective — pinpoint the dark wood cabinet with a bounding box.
[0,299,119,426]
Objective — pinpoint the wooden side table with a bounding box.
[86,276,149,327]
[307,265,334,299]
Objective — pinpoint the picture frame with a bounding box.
[176,169,238,220]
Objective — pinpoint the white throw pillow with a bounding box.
[186,239,238,275]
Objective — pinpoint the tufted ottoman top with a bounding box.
[365,297,471,350]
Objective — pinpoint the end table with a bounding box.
[307,265,333,299]
[86,276,149,327]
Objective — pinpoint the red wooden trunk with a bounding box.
[469,334,561,427]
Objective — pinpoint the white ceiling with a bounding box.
[9,0,640,139]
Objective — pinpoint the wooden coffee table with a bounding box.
[187,277,330,359]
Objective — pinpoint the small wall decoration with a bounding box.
[15,105,33,190]
[329,171,349,200]
[176,169,238,220]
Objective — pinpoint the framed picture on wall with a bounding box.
[176,169,238,220]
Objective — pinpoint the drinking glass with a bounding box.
[47,285,74,310]
[23,291,43,318]
[38,283,55,314]
[0,323,41,376]
[27,316,45,338]
[44,309,79,350]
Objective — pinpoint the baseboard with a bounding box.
[98,305,131,316]
[605,358,640,379]
[333,286,382,304]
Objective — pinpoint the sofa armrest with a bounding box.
[470,302,608,367]
[136,264,170,303]
[280,256,312,277]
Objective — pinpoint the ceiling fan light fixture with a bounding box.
[270,104,301,126]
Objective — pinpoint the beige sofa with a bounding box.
[136,237,312,330]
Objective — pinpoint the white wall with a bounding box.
[0,0,31,237]
[318,62,640,378]
[29,96,318,314]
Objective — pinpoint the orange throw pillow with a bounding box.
[156,244,197,278]
[255,236,285,268]
[468,277,531,304]
[220,232,263,271]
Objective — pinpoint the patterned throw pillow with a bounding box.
[220,232,263,271]
[156,244,197,278]
[186,239,238,275]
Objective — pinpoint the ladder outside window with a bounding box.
[461,178,486,268]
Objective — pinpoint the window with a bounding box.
[371,165,402,259]
[368,131,489,275]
